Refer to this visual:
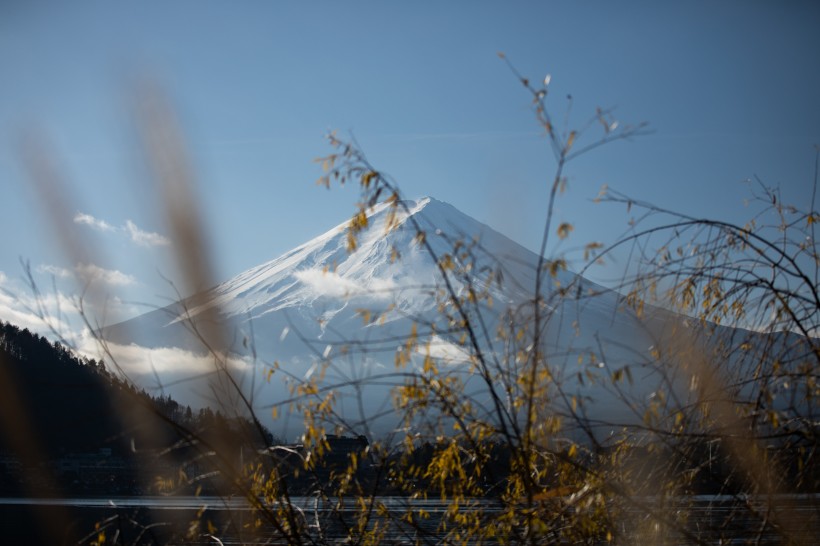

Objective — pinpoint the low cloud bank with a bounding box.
[77,333,251,377]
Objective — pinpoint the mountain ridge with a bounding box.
[101,195,587,350]
[94,195,762,438]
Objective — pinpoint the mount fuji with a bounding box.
[96,197,761,439]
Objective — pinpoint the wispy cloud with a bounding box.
[75,263,136,287]
[0,293,72,335]
[125,220,170,247]
[36,264,72,278]
[34,262,137,287]
[0,272,75,336]
[294,268,396,300]
[73,212,115,232]
[0,268,143,341]
[74,212,169,248]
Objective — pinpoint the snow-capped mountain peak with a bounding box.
[98,196,634,436]
[95,196,802,441]
[175,196,548,325]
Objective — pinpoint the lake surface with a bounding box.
[1,494,818,545]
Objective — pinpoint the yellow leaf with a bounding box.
[356,308,371,324]
[583,241,603,260]
[361,170,377,188]
[566,131,576,152]
[548,259,567,277]
[557,222,573,239]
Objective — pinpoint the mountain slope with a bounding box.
[98,197,779,438]
[104,196,614,347]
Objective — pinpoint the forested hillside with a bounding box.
[0,320,271,496]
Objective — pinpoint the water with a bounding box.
[0,494,817,545]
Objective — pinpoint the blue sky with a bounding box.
[1,1,818,335]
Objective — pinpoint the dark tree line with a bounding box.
[0,320,273,496]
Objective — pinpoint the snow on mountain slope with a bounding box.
[103,196,582,349]
[96,196,712,437]
[176,197,554,321]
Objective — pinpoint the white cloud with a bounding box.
[0,269,141,341]
[74,212,115,232]
[417,335,472,364]
[0,287,75,336]
[74,212,170,248]
[37,264,72,278]
[294,268,396,299]
[77,334,250,376]
[13,265,142,322]
[75,263,136,286]
[100,296,144,321]
[30,291,77,313]
[125,220,170,247]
